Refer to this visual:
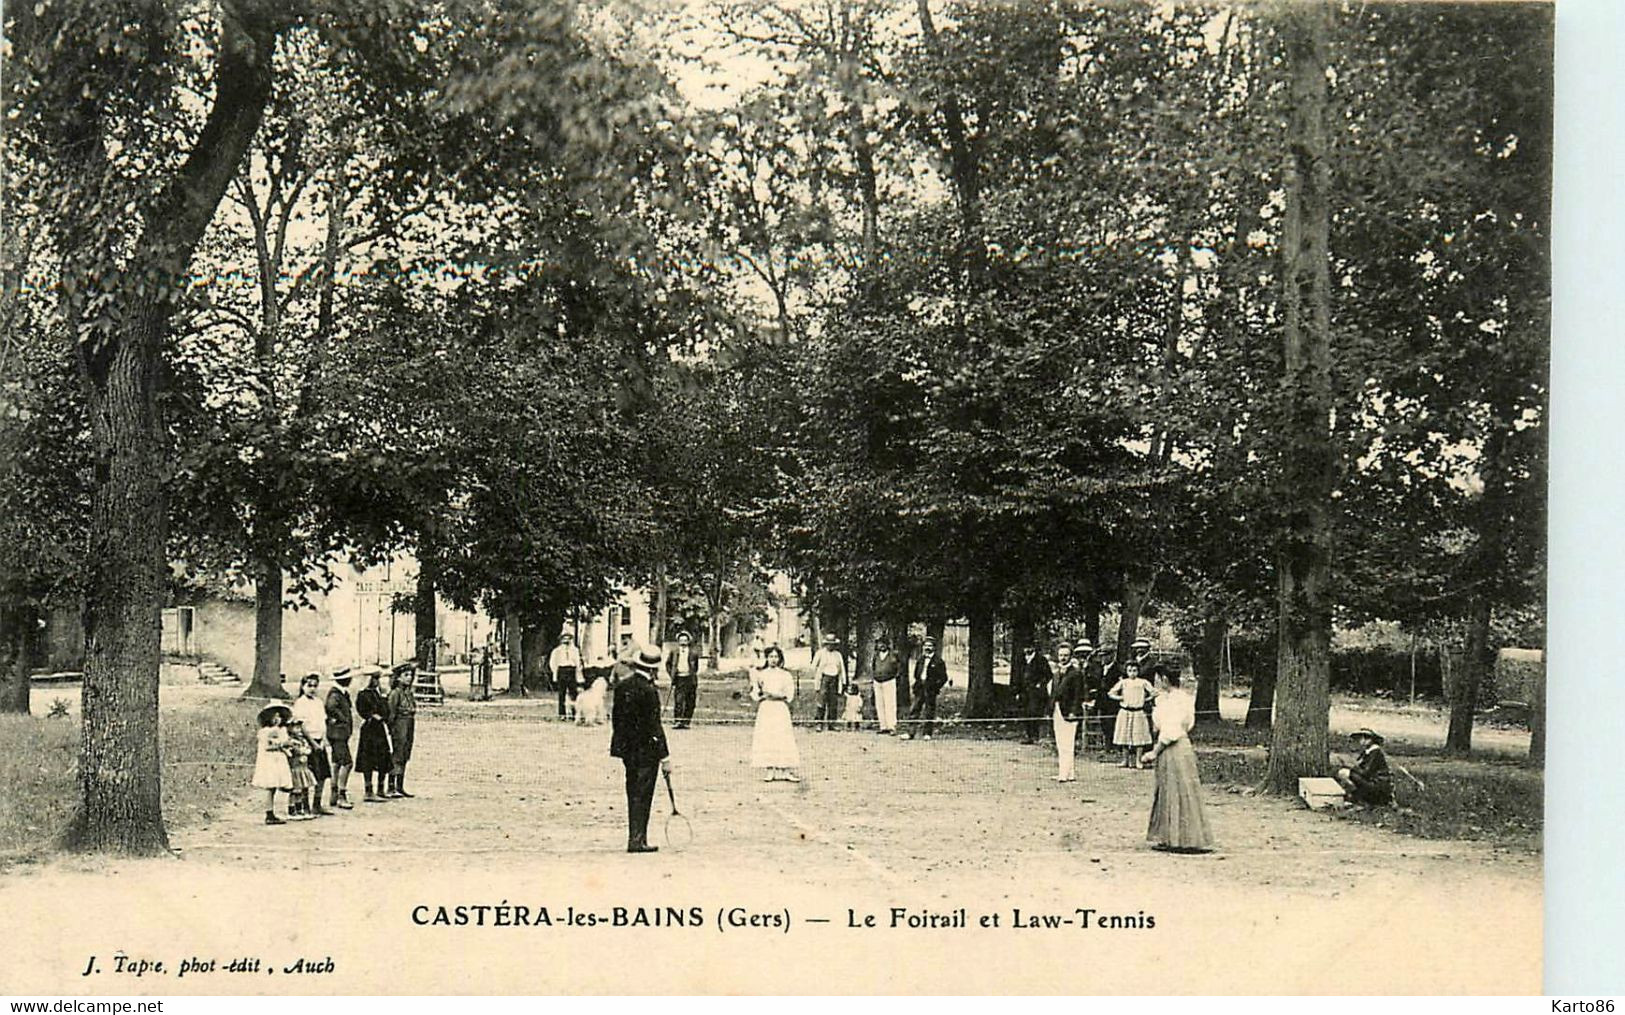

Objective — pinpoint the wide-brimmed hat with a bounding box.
[675,631,691,643]
[257,704,291,724]
[1074,638,1094,653]
[391,662,415,676]
[332,667,353,685]
[823,632,839,645]
[632,645,664,672]
[1351,728,1385,744]
[1132,637,1152,650]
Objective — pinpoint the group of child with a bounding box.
[250,663,418,825]
[251,702,325,823]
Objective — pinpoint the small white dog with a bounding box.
[575,673,608,725]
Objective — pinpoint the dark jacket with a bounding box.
[325,687,354,742]
[665,643,700,685]
[912,655,949,697]
[1022,653,1053,698]
[1049,661,1084,720]
[1352,745,1394,799]
[873,651,900,684]
[611,671,670,763]
[386,684,416,721]
[1081,656,1106,703]
[356,686,388,723]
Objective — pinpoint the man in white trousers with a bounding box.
[1049,641,1085,782]
[871,636,900,734]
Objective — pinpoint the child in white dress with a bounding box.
[251,705,293,825]
[841,678,863,729]
[1108,660,1156,769]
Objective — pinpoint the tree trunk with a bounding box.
[1447,413,1512,756]
[837,3,881,281]
[1246,665,1276,730]
[1263,2,1335,795]
[1115,570,1153,663]
[1528,657,1546,767]
[965,601,996,718]
[504,605,525,696]
[0,602,36,714]
[1010,614,1034,720]
[891,614,912,711]
[413,561,437,670]
[521,623,543,693]
[650,561,668,643]
[1010,615,1032,689]
[60,5,281,853]
[854,611,875,683]
[244,558,286,698]
[1445,597,1492,757]
[69,331,172,854]
[1083,599,1101,648]
[1194,615,1226,726]
[522,619,559,693]
[915,0,984,287]
[805,581,823,653]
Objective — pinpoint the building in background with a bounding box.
[158,555,495,682]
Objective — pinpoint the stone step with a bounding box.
[197,661,243,684]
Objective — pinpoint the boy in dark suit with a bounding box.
[612,645,672,852]
[325,669,356,809]
[1336,728,1394,805]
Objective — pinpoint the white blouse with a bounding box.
[754,667,796,703]
[1152,688,1196,745]
[291,693,328,741]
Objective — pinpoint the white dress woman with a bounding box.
[750,648,801,782]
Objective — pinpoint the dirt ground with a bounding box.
[1,687,1540,995]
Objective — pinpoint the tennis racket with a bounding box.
[662,769,693,849]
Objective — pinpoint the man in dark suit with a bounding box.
[900,637,949,741]
[612,645,671,853]
[1016,644,1053,745]
[665,631,701,729]
[1076,639,1107,751]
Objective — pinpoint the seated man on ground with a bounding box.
[1334,727,1394,806]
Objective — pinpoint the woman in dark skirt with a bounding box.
[1143,667,1214,853]
[354,667,393,802]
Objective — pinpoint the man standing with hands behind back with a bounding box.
[613,644,671,853]
[1018,643,1053,746]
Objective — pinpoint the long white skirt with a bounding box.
[750,700,800,769]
